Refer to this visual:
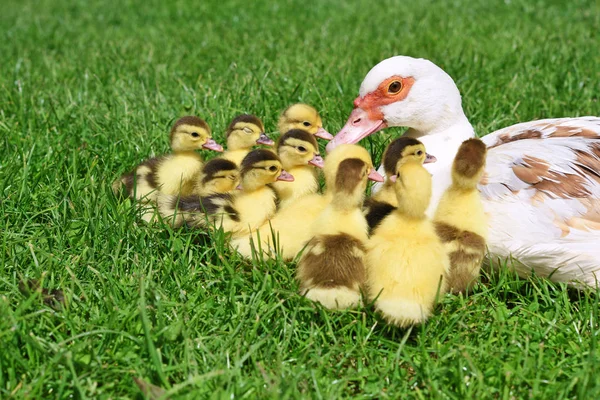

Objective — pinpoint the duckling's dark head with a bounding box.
[452,138,487,188]
[238,149,294,191]
[277,129,323,169]
[226,114,273,148]
[170,116,223,152]
[200,158,240,194]
[382,137,436,176]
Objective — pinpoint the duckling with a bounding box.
[366,157,449,328]
[221,114,274,165]
[296,157,372,309]
[364,137,436,232]
[159,149,293,233]
[278,104,334,140]
[194,158,240,197]
[231,144,383,260]
[112,116,223,203]
[272,129,324,207]
[433,138,488,294]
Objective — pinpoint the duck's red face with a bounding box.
[327,76,415,153]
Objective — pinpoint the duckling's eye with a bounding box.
[228,175,236,180]
[416,150,423,156]
[387,80,402,94]
[303,121,311,127]
[268,166,278,172]
[297,146,307,152]
[191,132,200,138]
[243,127,253,134]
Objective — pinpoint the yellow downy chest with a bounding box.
[156,152,203,195]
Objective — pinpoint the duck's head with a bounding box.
[238,149,294,192]
[226,114,274,150]
[382,137,437,177]
[390,159,432,218]
[276,129,324,170]
[278,104,333,140]
[323,144,383,190]
[331,158,373,208]
[199,158,240,195]
[170,116,223,152]
[327,56,463,152]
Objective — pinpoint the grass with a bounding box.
[1,0,600,397]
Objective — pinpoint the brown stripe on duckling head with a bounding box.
[201,158,238,184]
[335,158,367,194]
[240,149,280,176]
[277,129,318,151]
[382,137,423,175]
[453,138,487,178]
[170,116,210,140]
[226,114,265,138]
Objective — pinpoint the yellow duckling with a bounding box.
[231,144,383,260]
[296,157,372,309]
[278,104,334,140]
[221,114,274,165]
[434,138,488,294]
[194,158,240,197]
[366,156,449,328]
[159,149,293,233]
[364,137,436,232]
[112,116,223,203]
[272,129,324,207]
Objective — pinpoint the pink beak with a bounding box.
[389,175,398,183]
[314,127,334,141]
[202,139,224,152]
[326,108,386,153]
[367,168,385,182]
[308,154,325,168]
[256,133,275,146]
[425,153,437,164]
[277,170,295,182]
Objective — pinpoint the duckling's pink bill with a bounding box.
[389,175,397,183]
[202,139,224,152]
[326,108,386,153]
[308,154,325,168]
[277,170,295,182]
[315,127,334,141]
[368,168,385,182]
[256,134,275,146]
[425,154,437,163]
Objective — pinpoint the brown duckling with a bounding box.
[112,116,223,203]
[194,158,240,197]
[434,138,488,294]
[222,114,274,165]
[296,157,372,309]
[366,156,449,328]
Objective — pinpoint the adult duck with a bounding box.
[326,56,600,287]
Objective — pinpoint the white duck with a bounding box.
[326,56,600,287]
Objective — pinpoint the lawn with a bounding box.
[1,0,600,398]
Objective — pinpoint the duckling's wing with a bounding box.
[479,117,600,285]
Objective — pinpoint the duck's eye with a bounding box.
[416,150,423,156]
[303,121,311,127]
[387,80,402,94]
[191,132,200,138]
[243,127,253,134]
[228,175,236,180]
[268,166,278,172]
[297,146,307,152]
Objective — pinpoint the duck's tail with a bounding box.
[451,138,487,190]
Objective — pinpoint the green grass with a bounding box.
[1,0,600,398]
